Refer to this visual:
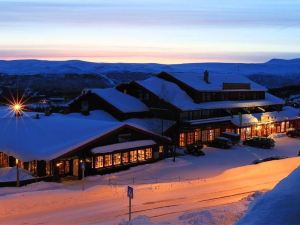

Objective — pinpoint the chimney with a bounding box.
[204,70,209,83]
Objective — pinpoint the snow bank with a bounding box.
[0,167,34,182]
[119,216,154,225]
[236,166,300,225]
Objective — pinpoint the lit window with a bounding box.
[138,149,145,161]
[130,150,137,162]
[95,155,104,168]
[0,152,9,167]
[194,129,201,142]
[187,132,194,144]
[179,133,185,147]
[159,146,164,154]
[113,153,121,165]
[122,152,129,164]
[104,154,112,167]
[145,148,153,159]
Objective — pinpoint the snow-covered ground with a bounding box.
[0,135,300,225]
[0,167,33,182]
[236,165,300,225]
[0,157,299,225]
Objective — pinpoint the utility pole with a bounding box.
[81,160,85,191]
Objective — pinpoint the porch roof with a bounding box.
[91,140,156,154]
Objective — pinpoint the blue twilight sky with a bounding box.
[0,0,300,63]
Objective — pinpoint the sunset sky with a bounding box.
[0,0,300,63]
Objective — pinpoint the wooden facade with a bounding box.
[0,124,171,180]
[53,124,171,178]
[178,119,300,147]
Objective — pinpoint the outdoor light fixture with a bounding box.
[11,102,24,117]
[7,97,26,117]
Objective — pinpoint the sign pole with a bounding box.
[127,186,133,221]
[129,196,132,221]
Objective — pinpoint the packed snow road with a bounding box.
[0,157,299,225]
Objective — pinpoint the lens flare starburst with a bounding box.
[4,93,28,117]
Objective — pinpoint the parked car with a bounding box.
[243,137,275,149]
[220,132,241,145]
[207,137,232,149]
[252,156,287,164]
[185,142,205,156]
[286,128,300,138]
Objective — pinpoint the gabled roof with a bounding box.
[92,140,156,154]
[0,109,170,162]
[135,77,282,111]
[83,88,149,113]
[0,113,123,161]
[166,72,267,92]
[136,77,200,110]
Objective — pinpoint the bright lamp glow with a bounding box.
[13,103,22,112]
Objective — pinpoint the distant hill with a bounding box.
[1,58,300,88]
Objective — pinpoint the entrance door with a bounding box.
[73,159,79,177]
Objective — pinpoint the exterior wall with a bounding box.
[178,122,232,147]
[92,144,166,173]
[52,125,171,178]
[236,119,300,141]
[177,119,300,147]
[22,160,51,177]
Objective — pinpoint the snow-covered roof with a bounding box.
[196,93,284,110]
[187,116,232,126]
[0,113,123,161]
[83,88,149,113]
[135,77,281,111]
[66,110,118,122]
[91,140,156,154]
[168,72,267,92]
[231,106,300,127]
[125,118,176,134]
[136,77,200,110]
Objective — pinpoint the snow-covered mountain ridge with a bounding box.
[1,58,300,88]
[0,58,300,76]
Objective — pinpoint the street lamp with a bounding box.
[9,101,24,117]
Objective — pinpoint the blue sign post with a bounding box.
[127,186,133,221]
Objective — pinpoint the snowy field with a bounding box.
[0,135,300,225]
